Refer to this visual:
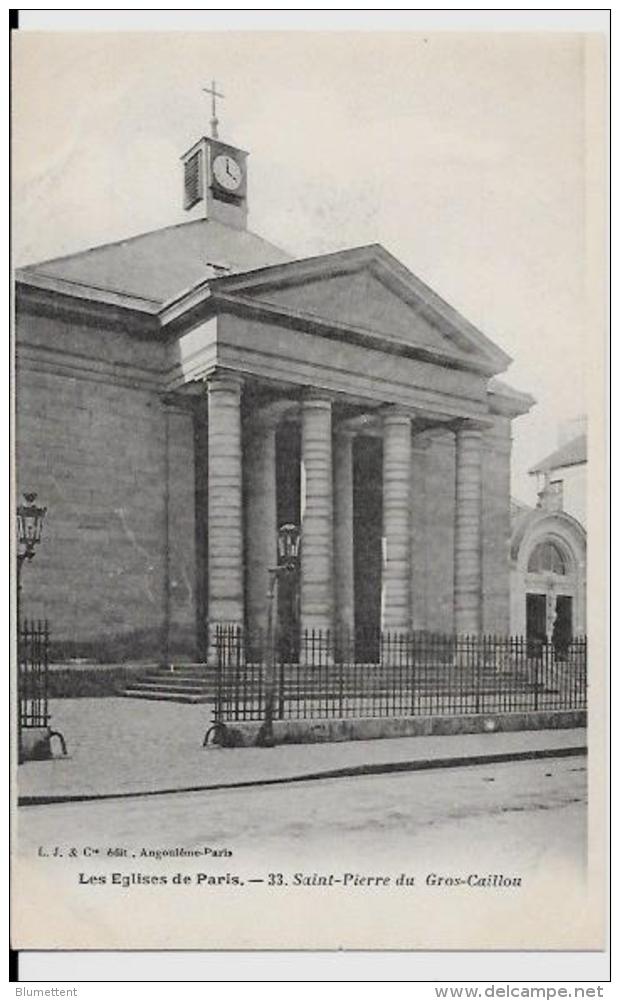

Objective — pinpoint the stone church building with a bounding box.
[15,123,533,664]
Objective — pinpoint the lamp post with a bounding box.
[16,492,47,626]
[256,523,300,748]
[16,492,50,763]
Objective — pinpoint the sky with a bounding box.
[12,25,606,503]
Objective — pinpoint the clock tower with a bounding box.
[181,135,249,230]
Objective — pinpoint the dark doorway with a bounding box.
[526,592,546,657]
[353,436,382,662]
[553,595,573,659]
[276,423,300,661]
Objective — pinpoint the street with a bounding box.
[18,754,587,874]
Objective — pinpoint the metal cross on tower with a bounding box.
[203,80,224,138]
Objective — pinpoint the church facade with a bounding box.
[15,128,533,664]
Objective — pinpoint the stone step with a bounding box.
[125,681,214,695]
[120,661,218,703]
[148,666,216,678]
[137,674,216,687]
[122,662,539,705]
[122,687,213,704]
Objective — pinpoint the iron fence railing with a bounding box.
[213,626,587,723]
[18,618,50,730]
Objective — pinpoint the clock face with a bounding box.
[212,153,243,192]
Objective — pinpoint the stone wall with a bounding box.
[16,311,197,662]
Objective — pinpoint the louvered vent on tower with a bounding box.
[184,150,203,209]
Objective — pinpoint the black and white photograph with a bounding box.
[10,12,608,968]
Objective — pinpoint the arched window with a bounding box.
[527,541,567,575]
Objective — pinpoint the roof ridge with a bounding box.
[17,218,208,272]
[18,218,290,273]
[528,433,587,475]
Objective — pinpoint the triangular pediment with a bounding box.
[204,245,510,374]
[246,270,473,362]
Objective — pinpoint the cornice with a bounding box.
[17,340,163,392]
[16,268,161,311]
[16,282,161,339]
[209,290,497,377]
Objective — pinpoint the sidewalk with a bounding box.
[17,697,587,804]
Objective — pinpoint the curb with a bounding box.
[18,744,587,808]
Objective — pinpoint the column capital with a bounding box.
[451,416,492,434]
[205,370,244,395]
[380,405,412,426]
[301,390,332,411]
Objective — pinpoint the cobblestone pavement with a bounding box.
[17,698,587,801]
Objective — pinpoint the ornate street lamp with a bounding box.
[256,523,300,747]
[16,492,47,616]
[276,522,301,570]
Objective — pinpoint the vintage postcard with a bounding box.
[11,15,608,960]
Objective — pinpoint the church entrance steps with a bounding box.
[122,663,218,704]
[121,666,537,705]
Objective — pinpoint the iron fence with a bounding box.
[214,626,587,723]
[18,619,50,730]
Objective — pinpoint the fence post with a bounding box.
[474,636,481,715]
[533,638,540,712]
[214,625,223,722]
[278,639,285,721]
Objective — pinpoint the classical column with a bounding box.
[381,409,412,633]
[453,421,483,635]
[410,432,429,632]
[206,373,244,656]
[300,395,333,640]
[333,428,355,645]
[245,415,278,643]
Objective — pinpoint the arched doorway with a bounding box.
[510,511,586,652]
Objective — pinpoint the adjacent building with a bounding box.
[510,419,587,649]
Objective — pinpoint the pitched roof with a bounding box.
[16,218,292,308]
[529,433,587,474]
